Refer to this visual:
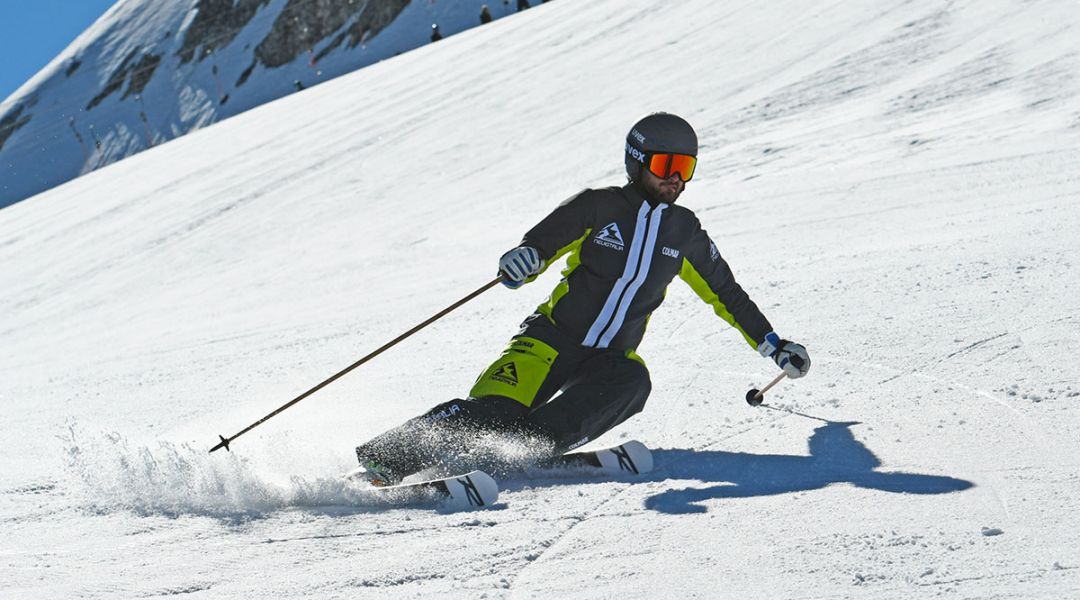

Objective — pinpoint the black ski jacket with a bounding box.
[519,183,772,353]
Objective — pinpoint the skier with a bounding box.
[353,112,810,485]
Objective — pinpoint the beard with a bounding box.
[652,179,683,204]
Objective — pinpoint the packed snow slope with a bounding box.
[3,0,1080,597]
[0,0,517,208]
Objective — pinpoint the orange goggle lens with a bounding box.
[647,153,697,182]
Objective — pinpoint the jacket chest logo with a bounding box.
[661,246,680,259]
[593,222,625,251]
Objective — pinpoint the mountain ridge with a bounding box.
[0,0,522,208]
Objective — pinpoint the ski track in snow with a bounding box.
[3,0,1080,598]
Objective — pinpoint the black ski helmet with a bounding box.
[624,112,698,181]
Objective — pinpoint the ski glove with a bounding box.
[499,246,543,289]
[757,332,811,378]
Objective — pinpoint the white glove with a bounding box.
[757,332,811,378]
[499,246,543,289]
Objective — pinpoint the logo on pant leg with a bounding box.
[566,436,590,451]
[424,403,461,424]
[491,362,519,386]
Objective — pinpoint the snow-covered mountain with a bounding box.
[3,0,1080,598]
[0,0,522,208]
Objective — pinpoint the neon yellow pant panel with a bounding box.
[469,336,559,408]
[624,348,646,368]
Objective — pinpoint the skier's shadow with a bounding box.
[645,421,974,514]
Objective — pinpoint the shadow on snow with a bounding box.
[644,421,974,514]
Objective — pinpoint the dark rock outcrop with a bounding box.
[178,0,272,64]
[182,0,409,87]
[0,104,33,152]
[86,50,162,110]
[254,0,409,69]
[236,59,258,87]
[122,53,162,100]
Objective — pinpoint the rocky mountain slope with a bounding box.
[0,0,523,208]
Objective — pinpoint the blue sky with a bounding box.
[0,0,117,102]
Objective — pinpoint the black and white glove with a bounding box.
[499,246,543,289]
[757,332,811,378]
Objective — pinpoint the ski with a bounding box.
[543,440,654,476]
[338,441,650,509]
[344,468,500,510]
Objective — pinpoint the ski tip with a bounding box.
[578,440,653,476]
[618,440,654,474]
[340,466,367,481]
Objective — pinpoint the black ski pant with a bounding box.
[355,315,651,479]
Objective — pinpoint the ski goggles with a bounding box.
[646,152,697,182]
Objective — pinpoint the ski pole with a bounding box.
[209,275,504,453]
[744,372,787,407]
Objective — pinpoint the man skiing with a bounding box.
[353,112,810,485]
